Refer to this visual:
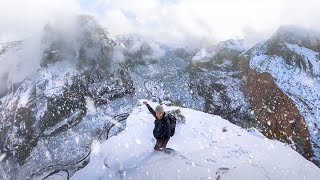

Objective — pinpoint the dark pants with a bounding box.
[154,139,169,151]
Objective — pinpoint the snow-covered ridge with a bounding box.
[216,39,247,52]
[72,101,320,180]
[285,43,320,76]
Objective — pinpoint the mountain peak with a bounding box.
[41,14,117,71]
[271,25,320,51]
[216,39,247,52]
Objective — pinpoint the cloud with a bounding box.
[0,0,319,96]
[0,1,83,94]
[85,0,320,47]
[1,0,320,46]
[0,0,82,43]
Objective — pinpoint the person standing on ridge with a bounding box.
[143,101,172,151]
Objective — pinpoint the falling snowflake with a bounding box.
[45,151,51,159]
[85,96,96,114]
[289,120,295,124]
[135,139,142,145]
[267,121,271,126]
[0,153,6,161]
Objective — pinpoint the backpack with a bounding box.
[166,113,176,137]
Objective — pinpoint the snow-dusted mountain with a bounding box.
[188,39,254,127]
[0,15,136,179]
[244,25,320,161]
[70,101,320,180]
[1,15,320,179]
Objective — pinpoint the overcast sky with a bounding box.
[0,0,319,46]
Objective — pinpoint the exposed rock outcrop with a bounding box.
[243,69,313,159]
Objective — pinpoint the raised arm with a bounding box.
[143,101,156,118]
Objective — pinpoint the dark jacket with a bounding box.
[146,104,171,140]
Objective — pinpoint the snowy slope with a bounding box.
[71,101,320,180]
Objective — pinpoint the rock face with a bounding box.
[13,107,37,165]
[243,69,313,159]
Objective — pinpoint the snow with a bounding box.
[6,102,127,179]
[123,36,165,60]
[0,38,42,85]
[192,48,214,62]
[17,81,34,107]
[285,43,320,76]
[0,153,6,161]
[85,96,96,115]
[41,171,68,180]
[71,102,320,180]
[38,60,79,97]
[42,110,83,136]
[3,79,34,111]
[217,39,247,52]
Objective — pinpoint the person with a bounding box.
[143,101,171,151]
